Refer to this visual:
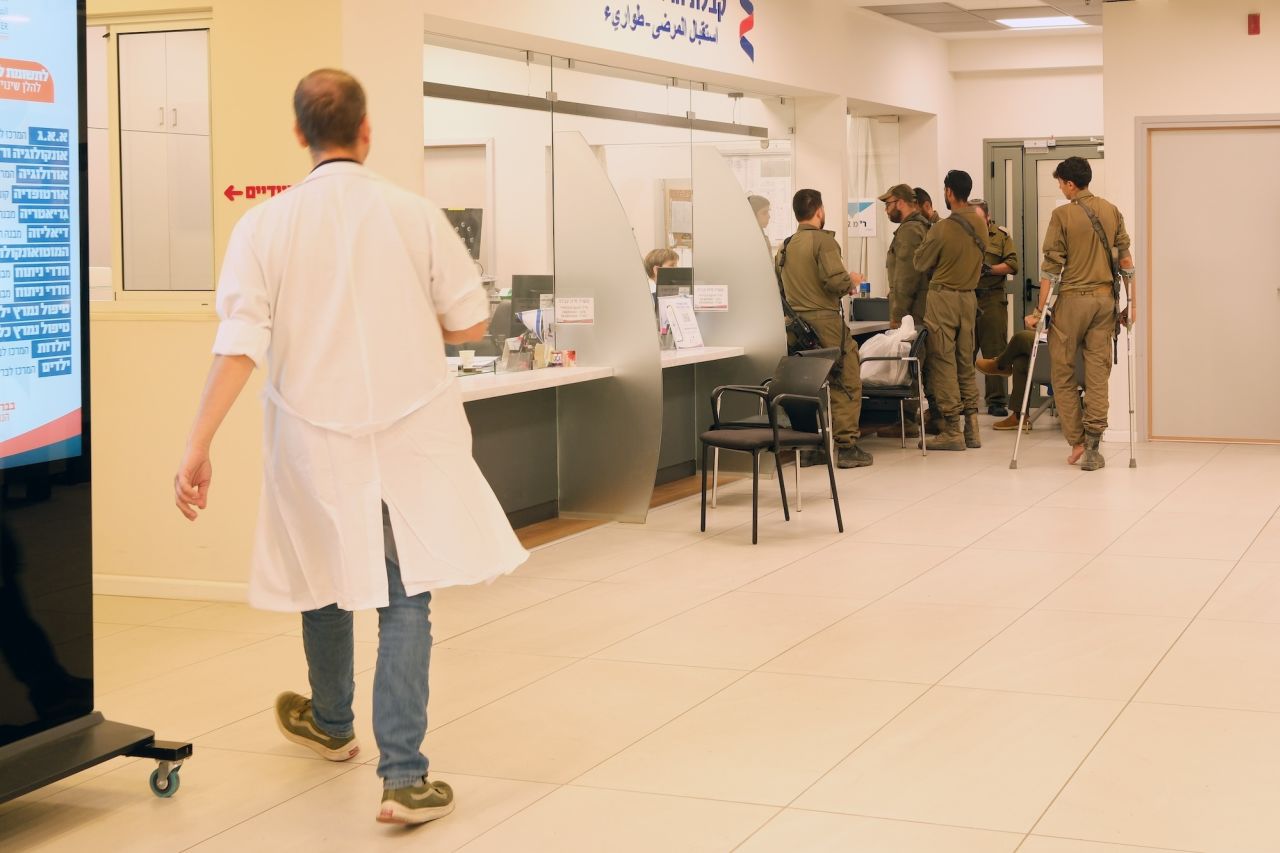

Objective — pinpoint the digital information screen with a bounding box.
[0,1,82,470]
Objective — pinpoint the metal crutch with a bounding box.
[1122,277,1138,469]
[1009,285,1059,470]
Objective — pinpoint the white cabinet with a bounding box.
[118,29,212,291]
[117,30,209,135]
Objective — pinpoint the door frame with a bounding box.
[984,137,1104,326]
[1138,115,1280,444]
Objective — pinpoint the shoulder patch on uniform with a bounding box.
[997,226,1010,237]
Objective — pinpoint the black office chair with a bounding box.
[700,355,844,544]
[709,347,840,511]
[861,328,929,455]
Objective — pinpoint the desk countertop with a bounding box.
[847,320,891,336]
[660,346,746,369]
[458,365,615,403]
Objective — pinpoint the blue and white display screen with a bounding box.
[0,1,82,469]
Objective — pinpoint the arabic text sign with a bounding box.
[602,1,756,61]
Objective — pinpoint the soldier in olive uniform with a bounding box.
[914,187,942,225]
[878,183,932,439]
[775,188,874,468]
[1028,156,1134,471]
[972,199,1019,419]
[912,170,986,451]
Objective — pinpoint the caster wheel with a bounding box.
[149,768,180,798]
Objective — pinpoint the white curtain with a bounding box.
[847,116,901,297]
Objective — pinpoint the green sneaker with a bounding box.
[273,691,360,761]
[377,778,455,825]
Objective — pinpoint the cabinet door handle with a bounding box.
[158,107,164,127]
[172,108,178,128]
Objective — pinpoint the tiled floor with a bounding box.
[4,425,1280,851]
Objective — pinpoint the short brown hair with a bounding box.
[294,69,366,151]
[792,189,823,222]
[643,247,679,279]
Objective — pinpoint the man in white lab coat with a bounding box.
[174,69,527,825]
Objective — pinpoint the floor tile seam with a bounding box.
[93,633,286,699]
[1018,541,1253,844]
[773,540,1140,815]
[399,655,585,738]
[1029,440,1223,512]
[1015,832,1207,853]
[175,762,366,852]
[731,805,1037,852]
[554,668,760,789]
[564,779,792,810]
[1127,698,1280,719]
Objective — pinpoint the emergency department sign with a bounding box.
[602,0,758,62]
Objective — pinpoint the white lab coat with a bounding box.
[213,161,528,612]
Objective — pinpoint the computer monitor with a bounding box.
[655,266,693,298]
[443,208,482,260]
[511,274,554,315]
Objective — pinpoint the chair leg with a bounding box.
[794,449,803,513]
[700,443,709,533]
[918,382,928,457]
[825,447,844,533]
[751,450,760,545]
[774,449,790,522]
[898,400,906,448]
[711,447,720,509]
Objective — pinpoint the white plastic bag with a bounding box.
[860,315,917,387]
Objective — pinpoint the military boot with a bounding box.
[925,417,967,451]
[964,412,982,449]
[1081,432,1106,471]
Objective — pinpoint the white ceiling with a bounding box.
[847,0,1110,38]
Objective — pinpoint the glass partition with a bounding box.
[423,35,554,368]
[553,131,663,522]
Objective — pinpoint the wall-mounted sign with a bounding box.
[224,184,291,202]
[601,1,759,62]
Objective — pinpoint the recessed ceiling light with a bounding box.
[996,15,1087,29]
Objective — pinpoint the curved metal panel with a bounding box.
[553,131,663,522]
[691,145,789,439]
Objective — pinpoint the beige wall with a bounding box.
[1104,0,1280,439]
[89,0,343,596]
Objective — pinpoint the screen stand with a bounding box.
[0,712,192,803]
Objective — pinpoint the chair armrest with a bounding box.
[768,393,824,445]
[710,385,769,427]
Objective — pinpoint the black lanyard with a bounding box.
[310,157,361,173]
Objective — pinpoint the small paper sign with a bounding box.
[848,199,878,238]
[554,297,595,325]
[657,295,704,348]
[693,283,729,312]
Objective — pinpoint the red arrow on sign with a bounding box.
[224,185,244,201]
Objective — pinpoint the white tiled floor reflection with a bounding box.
[11,430,1280,851]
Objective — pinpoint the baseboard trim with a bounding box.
[93,574,248,603]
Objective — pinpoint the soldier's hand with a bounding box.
[1025,313,1040,329]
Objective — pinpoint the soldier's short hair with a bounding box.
[913,187,932,207]
[792,189,823,222]
[1053,156,1092,189]
[643,247,679,279]
[944,170,973,202]
[972,199,989,216]
[294,69,366,151]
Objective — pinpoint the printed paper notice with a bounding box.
[693,283,728,312]
[555,297,594,325]
[657,295,704,348]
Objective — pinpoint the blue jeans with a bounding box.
[301,504,433,790]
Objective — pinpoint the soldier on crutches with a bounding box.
[1020,156,1136,471]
